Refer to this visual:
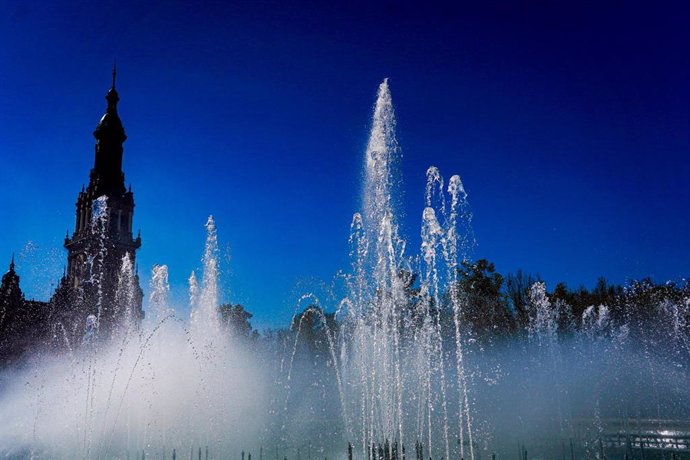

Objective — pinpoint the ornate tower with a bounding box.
[0,256,51,363]
[53,68,143,342]
[0,256,24,363]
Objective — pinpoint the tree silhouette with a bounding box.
[219,303,255,339]
[456,259,513,339]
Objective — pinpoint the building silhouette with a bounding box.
[0,69,143,364]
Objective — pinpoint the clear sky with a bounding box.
[1,1,688,329]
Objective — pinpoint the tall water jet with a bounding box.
[444,173,476,460]
[353,79,407,453]
[420,167,480,460]
[189,270,199,308]
[334,80,480,460]
[527,282,558,345]
[89,195,110,340]
[363,78,399,240]
[191,215,221,338]
[114,253,139,335]
[420,203,450,460]
[149,264,171,323]
[79,195,113,457]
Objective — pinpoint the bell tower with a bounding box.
[53,67,143,342]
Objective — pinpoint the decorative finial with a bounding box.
[112,60,117,90]
[10,252,14,271]
[105,63,120,111]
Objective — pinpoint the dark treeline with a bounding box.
[2,258,688,367]
[218,258,690,348]
[213,258,690,446]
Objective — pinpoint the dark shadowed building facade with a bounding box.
[0,71,143,364]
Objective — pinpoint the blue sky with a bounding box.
[1,1,688,329]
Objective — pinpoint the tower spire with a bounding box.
[92,65,126,193]
[112,60,117,90]
[105,66,120,111]
[9,252,14,271]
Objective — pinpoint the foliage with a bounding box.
[290,305,338,356]
[3,256,689,367]
[218,303,256,340]
[504,269,541,330]
[550,277,623,325]
[456,259,513,339]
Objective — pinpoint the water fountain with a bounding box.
[0,216,269,458]
[0,80,689,459]
[328,79,480,460]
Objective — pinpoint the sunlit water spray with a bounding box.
[0,217,267,458]
[328,80,480,460]
[1,80,690,460]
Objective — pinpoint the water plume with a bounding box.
[1,80,690,460]
[191,215,220,337]
[332,79,479,460]
[0,217,268,458]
